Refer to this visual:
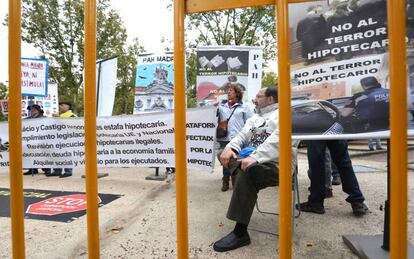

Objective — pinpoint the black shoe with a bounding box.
[369,146,375,151]
[351,202,368,216]
[213,232,251,252]
[332,175,341,185]
[59,174,72,178]
[297,202,325,214]
[42,169,51,174]
[23,169,38,175]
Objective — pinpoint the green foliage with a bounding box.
[186,51,198,108]
[0,82,6,99]
[186,6,276,60]
[19,0,143,115]
[113,38,145,115]
[262,71,278,88]
[0,82,6,121]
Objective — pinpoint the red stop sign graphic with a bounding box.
[26,194,102,216]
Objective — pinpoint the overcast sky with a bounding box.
[0,0,173,84]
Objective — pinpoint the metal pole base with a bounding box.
[145,174,167,181]
[343,234,414,259]
[145,167,167,181]
[81,173,109,179]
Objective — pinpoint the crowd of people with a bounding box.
[16,75,384,253]
[213,84,373,252]
[23,101,77,178]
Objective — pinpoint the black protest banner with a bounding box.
[0,188,121,223]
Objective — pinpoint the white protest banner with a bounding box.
[21,58,48,97]
[0,107,217,171]
[288,0,414,138]
[96,57,118,116]
[196,46,263,106]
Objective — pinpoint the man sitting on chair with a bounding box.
[214,86,295,252]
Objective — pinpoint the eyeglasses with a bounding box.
[256,95,266,99]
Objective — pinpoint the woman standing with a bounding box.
[217,83,253,191]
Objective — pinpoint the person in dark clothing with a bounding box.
[353,0,387,55]
[326,2,357,61]
[296,5,329,64]
[341,76,390,133]
[299,140,368,216]
[407,0,414,43]
[23,104,51,176]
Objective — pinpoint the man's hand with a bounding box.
[239,157,257,172]
[219,147,237,168]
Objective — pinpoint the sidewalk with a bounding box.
[0,145,413,258]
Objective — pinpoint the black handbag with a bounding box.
[216,105,237,139]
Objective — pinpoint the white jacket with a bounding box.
[217,101,253,141]
[227,103,280,163]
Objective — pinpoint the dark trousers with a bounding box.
[225,158,279,225]
[218,141,231,177]
[307,140,364,208]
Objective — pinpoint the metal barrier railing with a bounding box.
[7,0,408,258]
[84,1,100,258]
[8,0,25,258]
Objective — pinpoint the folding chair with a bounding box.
[249,141,301,236]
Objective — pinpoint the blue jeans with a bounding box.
[307,140,364,208]
[331,160,339,176]
[368,138,382,149]
[218,141,230,177]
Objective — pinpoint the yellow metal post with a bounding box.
[276,0,292,258]
[8,0,26,258]
[84,0,100,258]
[174,0,189,258]
[387,0,408,258]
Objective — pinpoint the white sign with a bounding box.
[196,46,263,106]
[21,58,48,97]
[96,57,118,116]
[0,107,217,171]
[134,53,175,114]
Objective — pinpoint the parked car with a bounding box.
[291,99,344,135]
[326,96,351,111]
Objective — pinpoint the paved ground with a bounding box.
[0,141,413,258]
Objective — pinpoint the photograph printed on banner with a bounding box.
[196,75,248,105]
[196,47,262,107]
[288,0,414,136]
[134,53,175,114]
